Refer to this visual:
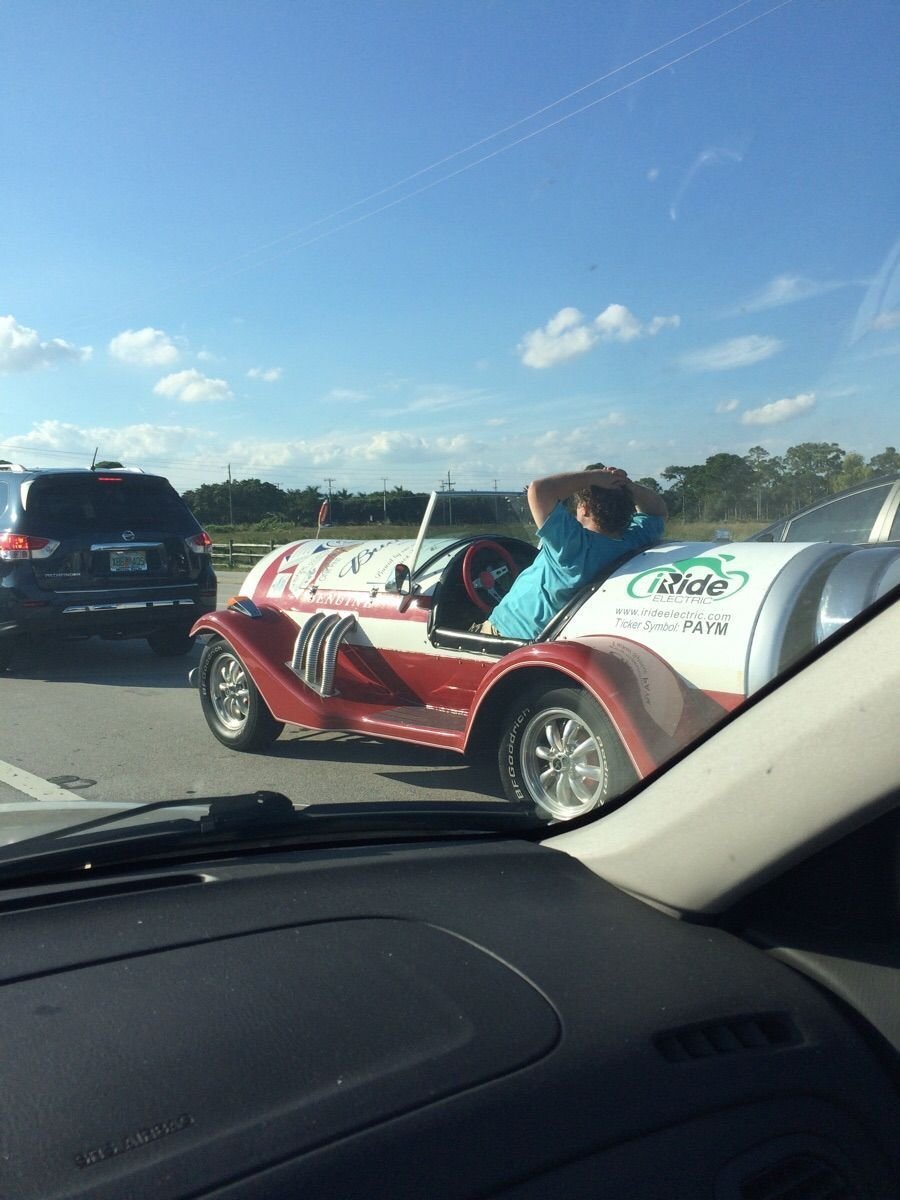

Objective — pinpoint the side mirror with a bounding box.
[393,562,419,611]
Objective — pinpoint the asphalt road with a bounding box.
[0,570,501,815]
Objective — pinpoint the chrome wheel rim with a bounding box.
[520,706,608,820]
[209,651,250,731]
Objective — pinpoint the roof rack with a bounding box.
[0,463,148,475]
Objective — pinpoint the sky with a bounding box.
[1,0,898,495]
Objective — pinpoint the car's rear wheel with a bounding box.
[147,629,196,657]
[199,638,284,751]
[498,686,635,820]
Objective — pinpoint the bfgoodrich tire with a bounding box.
[198,638,285,752]
[498,686,636,821]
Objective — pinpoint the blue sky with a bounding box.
[1,0,897,494]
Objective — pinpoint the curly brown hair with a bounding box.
[573,462,635,536]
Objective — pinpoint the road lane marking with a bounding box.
[0,760,123,807]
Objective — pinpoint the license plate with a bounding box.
[110,549,147,572]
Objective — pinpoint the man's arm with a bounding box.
[526,467,627,527]
[626,479,667,519]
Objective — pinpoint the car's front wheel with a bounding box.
[498,686,635,821]
[199,638,284,751]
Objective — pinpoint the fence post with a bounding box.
[228,539,234,568]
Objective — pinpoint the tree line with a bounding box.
[651,443,899,522]
[179,442,899,527]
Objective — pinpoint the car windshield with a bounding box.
[0,0,897,860]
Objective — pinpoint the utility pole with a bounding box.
[444,469,455,525]
[382,477,388,522]
[227,463,234,526]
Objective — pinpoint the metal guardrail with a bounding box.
[210,540,277,569]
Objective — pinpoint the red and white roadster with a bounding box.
[191,493,900,820]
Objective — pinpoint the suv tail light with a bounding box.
[0,532,61,561]
[185,531,212,555]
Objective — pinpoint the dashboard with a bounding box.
[2,828,898,1199]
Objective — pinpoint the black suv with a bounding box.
[0,465,217,669]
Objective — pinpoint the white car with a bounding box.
[190,491,900,820]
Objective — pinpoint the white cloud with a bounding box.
[109,327,179,367]
[2,419,205,463]
[217,429,482,475]
[738,274,850,313]
[404,386,487,414]
[196,349,219,363]
[715,398,740,414]
[519,304,679,368]
[354,431,476,462]
[872,309,900,331]
[323,387,369,403]
[0,315,91,372]
[154,369,232,404]
[646,167,659,182]
[532,415,628,453]
[519,307,597,368]
[820,385,861,400]
[740,392,815,426]
[2,414,678,494]
[247,366,283,382]
[595,304,642,342]
[680,335,783,372]
[375,384,492,418]
[646,314,681,336]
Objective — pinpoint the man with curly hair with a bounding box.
[474,463,666,640]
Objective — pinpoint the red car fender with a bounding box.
[464,635,730,777]
[191,607,339,730]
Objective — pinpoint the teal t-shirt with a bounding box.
[489,503,664,640]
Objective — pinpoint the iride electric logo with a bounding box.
[626,552,750,601]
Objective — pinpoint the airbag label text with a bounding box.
[75,1113,195,1169]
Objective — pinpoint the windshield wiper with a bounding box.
[0,792,539,884]
[10,790,299,845]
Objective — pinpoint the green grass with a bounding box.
[207,518,766,544]
[207,518,767,573]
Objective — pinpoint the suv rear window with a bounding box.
[24,475,196,535]
[0,480,9,520]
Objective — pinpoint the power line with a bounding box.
[187,0,763,283]
[74,0,793,325]
[178,1,799,289]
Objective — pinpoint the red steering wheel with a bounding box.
[463,540,521,613]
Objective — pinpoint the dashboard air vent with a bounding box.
[655,1012,801,1062]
